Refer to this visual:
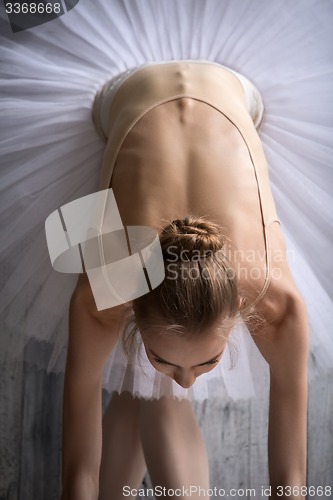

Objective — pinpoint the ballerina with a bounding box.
[61,61,309,500]
[1,2,332,499]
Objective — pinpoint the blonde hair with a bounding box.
[121,215,245,366]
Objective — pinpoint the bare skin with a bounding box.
[62,70,309,500]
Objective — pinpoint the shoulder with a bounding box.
[71,274,131,327]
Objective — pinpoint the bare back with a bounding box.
[98,62,281,310]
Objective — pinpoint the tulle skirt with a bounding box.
[1,0,332,402]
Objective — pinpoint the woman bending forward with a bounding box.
[61,61,309,500]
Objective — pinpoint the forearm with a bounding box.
[61,368,103,500]
[268,372,308,499]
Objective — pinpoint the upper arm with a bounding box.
[247,286,310,391]
[242,221,310,380]
[67,273,131,376]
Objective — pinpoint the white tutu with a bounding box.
[1,0,332,402]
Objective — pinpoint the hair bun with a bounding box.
[160,215,225,258]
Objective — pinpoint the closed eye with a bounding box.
[205,359,219,365]
[153,357,170,365]
[153,357,220,367]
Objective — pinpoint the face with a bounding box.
[141,324,229,389]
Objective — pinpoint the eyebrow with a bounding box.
[148,348,225,368]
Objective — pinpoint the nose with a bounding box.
[174,370,196,389]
